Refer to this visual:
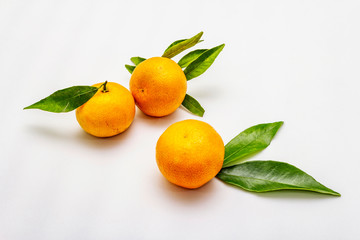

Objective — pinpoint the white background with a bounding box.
[1,0,359,239]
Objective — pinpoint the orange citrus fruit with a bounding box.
[129,57,187,117]
[76,82,135,137]
[156,119,225,189]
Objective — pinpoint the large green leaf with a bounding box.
[184,44,225,80]
[24,85,98,113]
[181,94,205,117]
[223,122,283,168]
[162,32,203,59]
[217,160,340,196]
[178,49,208,68]
[130,56,146,66]
[125,64,135,74]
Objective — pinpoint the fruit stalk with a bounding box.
[102,81,109,93]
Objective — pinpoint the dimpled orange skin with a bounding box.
[76,82,135,137]
[129,57,187,117]
[156,119,225,189]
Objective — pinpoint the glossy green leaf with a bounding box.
[24,85,98,113]
[131,57,146,66]
[217,160,340,196]
[162,32,203,59]
[223,122,283,168]
[184,44,225,80]
[181,94,205,117]
[178,49,208,68]
[125,64,135,74]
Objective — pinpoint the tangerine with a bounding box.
[76,82,135,137]
[156,119,224,189]
[129,57,187,117]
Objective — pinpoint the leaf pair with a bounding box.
[125,32,225,117]
[125,32,204,74]
[162,32,225,81]
[217,122,340,196]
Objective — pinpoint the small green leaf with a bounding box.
[24,85,98,113]
[181,94,205,117]
[162,32,203,59]
[184,44,225,80]
[164,39,186,52]
[125,64,135,74]
[223,122,283,168]
[131,57,146,66]
[178,49,208,68]
[164,39,204,53]
[217,160,340,196]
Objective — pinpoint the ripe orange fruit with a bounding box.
[156,119,225,189]
[129,57,187,117]
[76,82,135,137]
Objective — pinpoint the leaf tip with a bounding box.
[125,64,135,74]
[277,121,284,126]
[216,43,225,51]
[197,109,205,117]
[23,104,35,110]
[328,189,341,197]
[272,121,284,129]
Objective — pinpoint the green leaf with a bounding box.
[131,57,146,66]
[223,122,283,168]
[178,49,208,68]
[184,44,225,80]
[164,39,204,53]
[24,85,98,113]
[164,39,186,52]
[181,94,205,117]
[217,160,340,196]
[161,33,204,55]
[162,32,203,59]
[125,64,135,74]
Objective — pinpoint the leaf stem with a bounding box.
[101,81,109,93]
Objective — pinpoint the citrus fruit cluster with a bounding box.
[76,56,187,137]
[76,55,224,188]
[24,32,340,195]
[25,32,225,189]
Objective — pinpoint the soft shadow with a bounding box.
[155,174,217,204]
[25,119,138,149]
[136,109,185,128]
[25,124,74,140]
[75,121,137,149]
[187,85,224,99]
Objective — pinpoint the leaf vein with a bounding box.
[220,174,305,189]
